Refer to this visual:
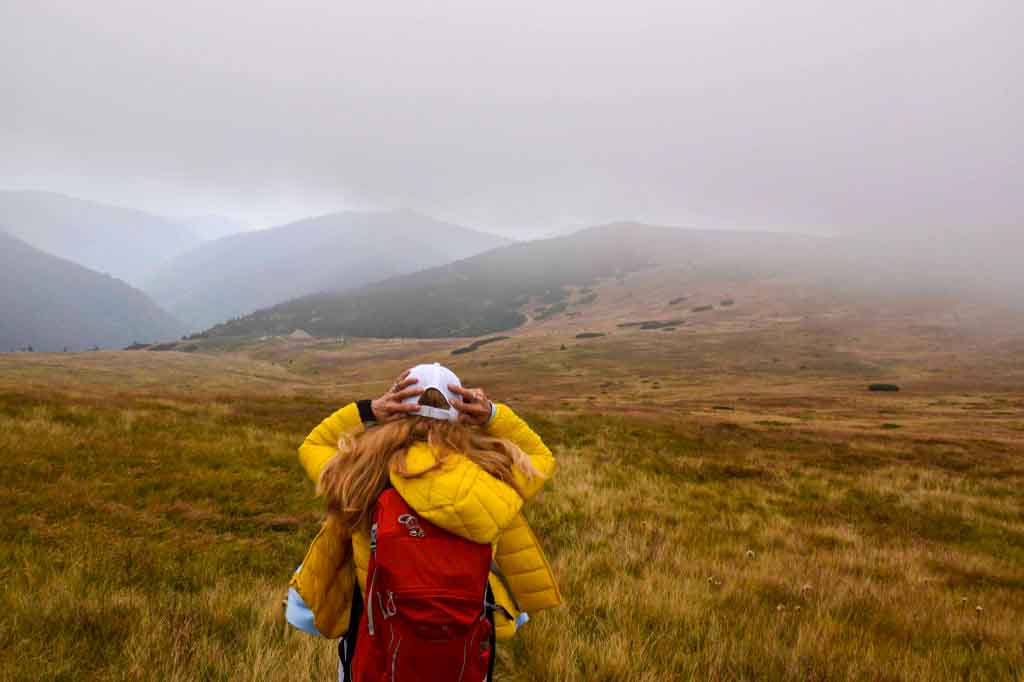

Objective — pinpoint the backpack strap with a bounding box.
[489,560,521,618]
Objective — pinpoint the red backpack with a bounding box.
[352,488,494,682]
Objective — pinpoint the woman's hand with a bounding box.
[448,384,495,427]
[371,370,423,422]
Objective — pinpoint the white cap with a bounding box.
[401,363,462,422]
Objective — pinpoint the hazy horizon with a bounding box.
[0,187,841,241]
[3,1,1020,238]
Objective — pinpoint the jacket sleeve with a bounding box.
[297,402,365,483]
[486,403,555,500]
[289,516,356,638]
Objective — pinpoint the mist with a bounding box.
[2,0,1020,237]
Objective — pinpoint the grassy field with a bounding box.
[1,305,1023,680]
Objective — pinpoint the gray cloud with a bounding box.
[2,0,1020,236]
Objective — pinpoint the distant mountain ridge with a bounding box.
[202,222,823,339]
[204,220,1024,341]
[0,230,186,352]
[0,190,202,285]
[173,214,246,241]
[143,209,509,330]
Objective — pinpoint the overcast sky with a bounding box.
[2,1,1020,237]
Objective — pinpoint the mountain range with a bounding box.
[0,190,202,286]
[142,209,509,330]
[202,220,1024,341]
[4,189,1021,351]
[201,223,823,339]
[0,230,186,352]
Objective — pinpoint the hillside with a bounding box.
[0,190,202,285]
[0,230,186,351]
[143,209,508,330]
[201,220,1024,341]
[831,225,1024,299]
[202,223,824,339]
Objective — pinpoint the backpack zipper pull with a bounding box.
[366,570,376,636]
[367,521,378,636]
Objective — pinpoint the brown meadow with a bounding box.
[1,306,1022,680]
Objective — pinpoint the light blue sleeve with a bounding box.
[285,565,323,637]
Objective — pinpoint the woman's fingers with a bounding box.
[450,394,487,415]
[387,369,414,392]
[391,375,418,394]
[372,373,420,422]
[448,384,492,425]
[373,399,420,422]
[390,384,423,402]
[448,384,484,404]
[447,384,471,398]
[387,400,421,413]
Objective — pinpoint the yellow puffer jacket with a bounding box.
[290,402,561,640]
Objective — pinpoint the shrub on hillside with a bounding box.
[451,336,511,355]
[618,319,684,330]
[869,383,901,392]
[640,319,684,330]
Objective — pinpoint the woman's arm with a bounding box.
[487,403,555,500]
[297,371,423,482]
[449,384,555,500]
[297,403,364,483]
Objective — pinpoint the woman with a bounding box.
[291,363,561,681]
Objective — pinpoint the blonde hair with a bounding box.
[318,389,537,530]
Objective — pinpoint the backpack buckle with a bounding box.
[397,514,426,538]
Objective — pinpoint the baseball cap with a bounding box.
[401,363,462,421]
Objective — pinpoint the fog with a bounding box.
[1,1,1020,237]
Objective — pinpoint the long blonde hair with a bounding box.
[318,389,537,530]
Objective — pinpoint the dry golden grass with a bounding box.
[505,414,1023,680]
[1,303,1022,681]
